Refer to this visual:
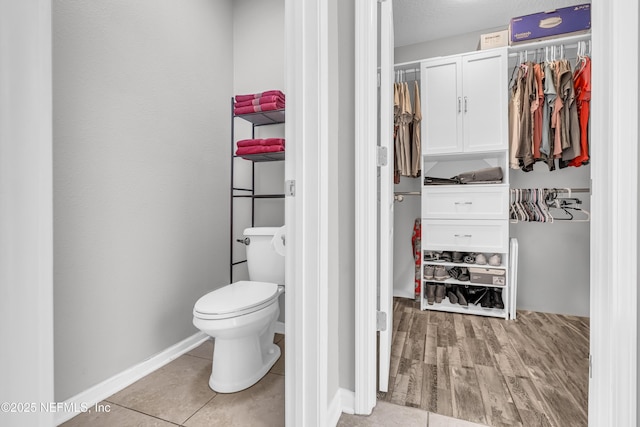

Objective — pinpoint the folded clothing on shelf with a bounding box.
[236,138,285,148]
[235,90,285,103]
[236,144,285,156]
[234,95,285,108]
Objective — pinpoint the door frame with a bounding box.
[353,1,639,424]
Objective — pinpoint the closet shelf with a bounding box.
[423,150,508,162]
[422,298,508,319]
[423,260,507,270]
[235,109,285,126]
[425,278,506,288]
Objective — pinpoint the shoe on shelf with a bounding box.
[463,253,476,264]
[458,267,470,281]
[423,264,435,280]
[480,289,494,308]
[488,253,502,267]
[448,266,461,280]
[446,284,458,304]
[492,288,505,309]
[440,252,453,262]
[435,284,445,304]
[452,252,465,263]
[433,266,450,281]
[425,283,436,305]
[424,251,440,262]
[467,286,488,305]
[456,286,468,306]
[475,253,488,265]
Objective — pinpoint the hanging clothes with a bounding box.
[410,80,422,177]
[398,82,413,177]
[393,83,401,184]
[569,56,591,166]
[510,50,591,172]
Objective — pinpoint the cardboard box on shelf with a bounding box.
[509,4,591,44]
[469,267,506,286]
[480,30,509,50]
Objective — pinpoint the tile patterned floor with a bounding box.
[61,332,484,426]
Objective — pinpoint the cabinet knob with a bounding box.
[454,234,473,238]
[457,97,462,113]
[454,201,473,205]
[464,96,468,112]
[236,237,250,245]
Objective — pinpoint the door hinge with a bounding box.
[285,180,295,196]
[589,354,592,378]
[376,311,387,331]
[377,146,388,167]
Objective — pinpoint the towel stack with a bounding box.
[234,90,285,115]
[236,138,285,156]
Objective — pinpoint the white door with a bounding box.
[462,49,508,152]
[422,57,463,154]
[378,0,394,393]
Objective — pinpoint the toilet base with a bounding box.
[209,342,280,393]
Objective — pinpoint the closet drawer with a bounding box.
[422,219,509,252]
[422,186,508,219]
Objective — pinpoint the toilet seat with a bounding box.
[193,281,280,320]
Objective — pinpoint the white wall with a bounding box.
[0,2,54,426]
[338,0,357,393]
[394,29,591,317]
[231,0,286,321]
[53,0,233,401]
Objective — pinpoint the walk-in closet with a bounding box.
[381,1,592,426]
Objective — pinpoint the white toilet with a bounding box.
[193,226,285,393]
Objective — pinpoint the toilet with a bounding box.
[193,226,285,393]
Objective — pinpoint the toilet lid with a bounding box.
[194,281,279,318]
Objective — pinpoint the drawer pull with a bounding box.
[454,201,473,205]
[454,234,473,238]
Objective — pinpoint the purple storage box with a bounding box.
[510,4,591,44]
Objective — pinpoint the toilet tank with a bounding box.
[244,227,285,285]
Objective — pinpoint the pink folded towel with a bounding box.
[235,90,285,102]
[236,145,285,156]
[237,138,285,148]
[234,102,284,115]
[234,95,285,108]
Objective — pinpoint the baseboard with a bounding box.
[340,388,355,414]
[275,320,285,335]
[55,332,209,426]
[327,388,355,426]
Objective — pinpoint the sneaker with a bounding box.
[463,253,476,264]
[452,252,465,263]
[458,267,470,281]
[448,266,461,280]
[440,252,453,262]
[434,266,450,281]
[488,253,502,267]
[423,251,439,262]
[475,253,487,265]
[423,264,435,280]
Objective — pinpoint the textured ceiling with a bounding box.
[393,0,591,47]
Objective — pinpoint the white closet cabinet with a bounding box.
[422,48,507,155]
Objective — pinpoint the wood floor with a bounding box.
[378,298,589,427]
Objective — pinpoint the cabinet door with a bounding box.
[462,49,508,153]
[422,57,462,155]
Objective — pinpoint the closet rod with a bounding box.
[507,33,591,57]
[510,187,590,193]
[394,191,420,195]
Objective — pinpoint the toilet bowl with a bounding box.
[193,227,285,393]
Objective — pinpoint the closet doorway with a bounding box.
[354,0,639,425]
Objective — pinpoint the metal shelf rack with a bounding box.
[230,98,285,282]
